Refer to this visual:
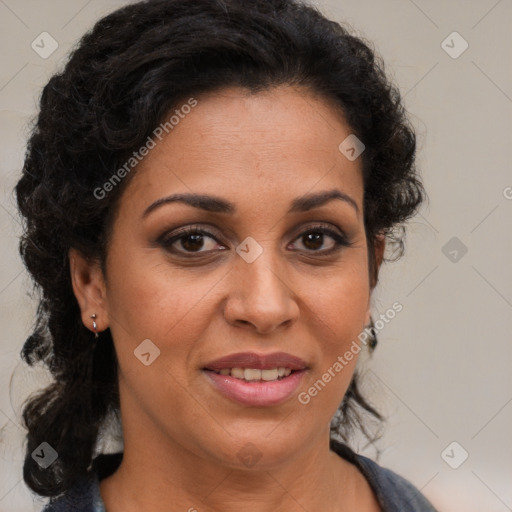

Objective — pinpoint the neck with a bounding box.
[99,430,360,512]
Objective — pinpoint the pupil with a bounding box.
[304,232,322,250]
[183,234,203,251]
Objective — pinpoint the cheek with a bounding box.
[307,260,370,343]
[105,248,223,369]
[103,253,219,422]
[300,261,369,404]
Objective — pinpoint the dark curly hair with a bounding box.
[13,0,425,499]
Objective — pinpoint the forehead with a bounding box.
[119,85,364,215]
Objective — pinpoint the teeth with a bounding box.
[212,367,294,381]
[244,368,261,381]
[261,369,279,381]
[231,367,245,379]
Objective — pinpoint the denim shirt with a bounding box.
[42,440,438,511]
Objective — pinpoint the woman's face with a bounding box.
[77,85,381,469]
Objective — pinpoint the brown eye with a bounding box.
[301,232,328,251]
[180,233,207,252]
[159,227,225,255]
[290,226,350,254]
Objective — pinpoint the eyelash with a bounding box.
[157,223,352,257]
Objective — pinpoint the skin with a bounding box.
[70,85,385,512]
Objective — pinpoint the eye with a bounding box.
[289,224,350,254]
[157,223,351,257]
[158,226,225,255]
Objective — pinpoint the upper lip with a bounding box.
[203,352,308,371]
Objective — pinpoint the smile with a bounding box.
[209,367,293,381]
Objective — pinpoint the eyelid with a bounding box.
[289,222,347,240]
[159,223,231,242]
[156,224,223,248]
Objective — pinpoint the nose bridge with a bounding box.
[225,238,298,332]
[244,251,285,297]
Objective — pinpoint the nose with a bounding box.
[223,253,300,334]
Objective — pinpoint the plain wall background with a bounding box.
[1,1,511,510]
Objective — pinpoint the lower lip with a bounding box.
[203,369,306,407]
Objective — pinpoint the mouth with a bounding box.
[202,352,308,406]
[204,367,297,382]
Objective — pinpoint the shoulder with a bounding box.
[354,453,438,511]
[41,474,102,512]
[330,439,438,512]
[41,453,122,512]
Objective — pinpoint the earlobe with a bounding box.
[366,233,386,325]
[69,248,109,334]
[364,308,371,327]
[370,233,386,289]
[375,232,386,269]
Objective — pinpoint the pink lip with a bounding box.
[203,351,308,371]
[203,369,306,407]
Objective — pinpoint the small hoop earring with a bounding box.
[90,313,99,339]
[368,316,378,352]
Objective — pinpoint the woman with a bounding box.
[14,0,437,510]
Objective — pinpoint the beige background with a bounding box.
[1,1,511,511]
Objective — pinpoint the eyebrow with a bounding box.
[142,189,359,218]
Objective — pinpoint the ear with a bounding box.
[365,233,386,325]
[373,232,386,276]
[69,248,109,335]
